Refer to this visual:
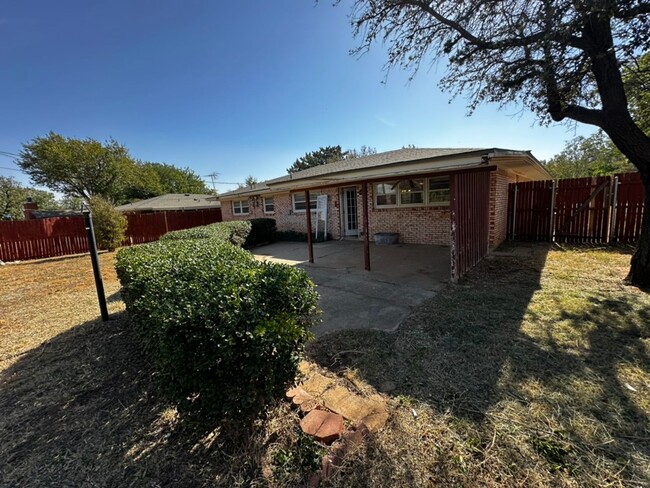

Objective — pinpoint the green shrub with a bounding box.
[116,238,320,425]
[88,196,127,251]
[161,220,251,247]
[245,218,277,247]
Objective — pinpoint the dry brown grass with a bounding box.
[1,245,648,487]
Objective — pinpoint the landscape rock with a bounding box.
[321,386,388,432]
[300,410,344,445]
[301,372,335,397]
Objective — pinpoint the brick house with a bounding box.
[219,148,550,279]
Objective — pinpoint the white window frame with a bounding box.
[263,196,275,214]
[373,176,450,209]
[427,177,451,206]
[292,193,318,212]
[398,178,426,207]
[374,182,398,208]
[232,199,249,215]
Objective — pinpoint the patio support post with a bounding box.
[362,181,371,271]
[305,190,314,263]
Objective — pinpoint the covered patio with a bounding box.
[253,240,449,336]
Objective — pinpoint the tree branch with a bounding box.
[550,104,605,126]
[614,4,650,19]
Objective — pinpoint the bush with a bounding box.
[161,220,251,247]
[88,196,127,251]
[115,237,320,426]
[245,218,277,247]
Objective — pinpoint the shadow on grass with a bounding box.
[308,243,650,482]
[0,313,265,487]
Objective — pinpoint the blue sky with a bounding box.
[0,0,594,194]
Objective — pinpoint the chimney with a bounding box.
[23,197,38,220]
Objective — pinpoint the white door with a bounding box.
[342,188,359,237]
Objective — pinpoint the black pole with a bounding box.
[83,207,109,322]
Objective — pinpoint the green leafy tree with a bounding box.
[544,132,635,179]
[286,145,377,174]
[0,176,60,220]
[244,175,258,188]
[88,196,127,251]
[624,52,650,134]
[144,162,211,195]
[287,145,348,174]
[343,0,650,286]
[18,132,133,201]
[58,194,84,212]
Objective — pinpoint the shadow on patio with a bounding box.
[253,240,450,335]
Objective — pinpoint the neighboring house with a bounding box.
[115,193,221,213]
[219,148,550,251]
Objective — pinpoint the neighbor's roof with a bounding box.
[115,193,221,212]
[219,147,551,198]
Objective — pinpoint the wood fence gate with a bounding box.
[507,172,644,244]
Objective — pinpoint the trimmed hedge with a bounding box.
[116,235,319,425]
[161,220,251,247]
[245,218,277,247]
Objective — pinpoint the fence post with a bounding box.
[510,184,518,240]
[549,179,557,242]
[609,176,619,244]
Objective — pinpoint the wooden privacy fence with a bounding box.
[0,208,222,262]
[507,172,644,244]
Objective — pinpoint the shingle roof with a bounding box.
[115,194,221,212]
[284,147,486,181]
[219,148,489,198]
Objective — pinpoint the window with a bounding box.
[374,176,450,208]
[263,196,275,213]
[232,199,249,215]
[428,177,450,205]
[398,179,425,206]
[374,182,397,207]
[292,193,318,212]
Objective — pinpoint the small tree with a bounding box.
[88,196,127,251]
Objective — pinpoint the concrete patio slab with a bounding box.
[253,240,449,335]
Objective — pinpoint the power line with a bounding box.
[0,166,23,172]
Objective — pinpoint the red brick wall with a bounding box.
[362,184,451,245]
[222,185,450,245]
[489,169,517,249]
[221,188,342,239]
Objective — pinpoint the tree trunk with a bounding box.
[626,180,650,288]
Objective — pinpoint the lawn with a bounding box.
[0,245,648,487]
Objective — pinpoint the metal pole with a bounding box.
[609,176,619,244]
[82,206,109,322]
[549,180,557,242]
[361,182,371,271]
[305,190,314,263]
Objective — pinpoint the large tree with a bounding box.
[344,0,650,286]
[544,132,635,178]
[17,132,212,204]
[287,145,348,174]
[18,132,133,201]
